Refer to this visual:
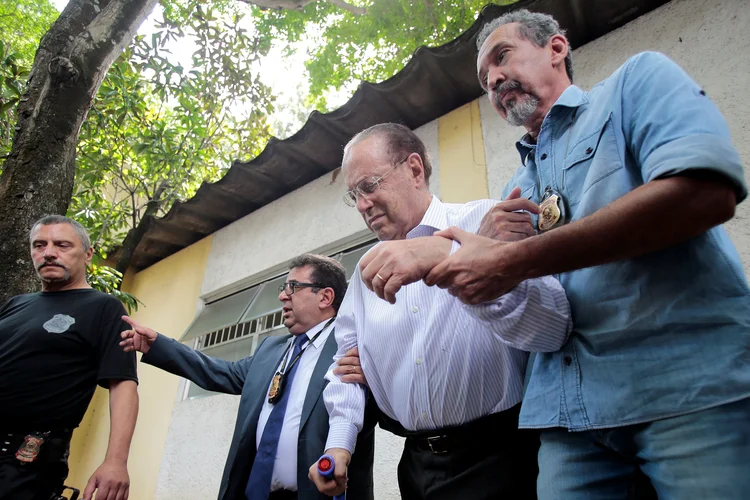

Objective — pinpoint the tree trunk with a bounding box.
[115,180,169,274]
[0,0,158,305]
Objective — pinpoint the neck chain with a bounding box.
[536,108,577,232]
[267,316,336,404]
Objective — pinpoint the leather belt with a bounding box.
[397,405,523,455]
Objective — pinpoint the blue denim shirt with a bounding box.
[505,52,750,430]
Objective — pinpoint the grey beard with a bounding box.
[505,94,539,127]
[492,81,539,127]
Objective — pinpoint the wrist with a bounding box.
[492,238,534,284]
[432,235,453,260]
[325,447,352,462]
[103,455,128,466]
[509,236,539,281]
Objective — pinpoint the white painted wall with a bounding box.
[481,0,750,272]
[155,0,750,497]
[154,389,239,499]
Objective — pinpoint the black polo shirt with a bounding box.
[0,288,138,430]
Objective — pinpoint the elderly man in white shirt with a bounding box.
[309,123,572,500]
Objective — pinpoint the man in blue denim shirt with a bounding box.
[424,9,750,500]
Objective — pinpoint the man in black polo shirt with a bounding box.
[0,215,139,500]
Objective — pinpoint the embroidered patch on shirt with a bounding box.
[43,314,76,333]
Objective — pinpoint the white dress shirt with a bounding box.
[324,196,572,453]
[256,319,334,491]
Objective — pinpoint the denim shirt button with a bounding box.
[564,356,573,366]
[540,153,548,160]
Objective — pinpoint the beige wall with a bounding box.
[66,236,213,500]
[438,100,490,202]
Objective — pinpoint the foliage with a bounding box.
[0,0,58,170]
[254,0,520,109]
[3,0,520,289]
[70,0,274,265]
[0,0,58,66]
[87,258,141,313]
[0,43,29,167]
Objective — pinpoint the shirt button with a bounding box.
[411,306,419,313]
[416,357,423,365]
[540,153,548,160]
[564,356,573,366]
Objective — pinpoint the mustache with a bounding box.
[38,262,66,271]
[493,80,523,109]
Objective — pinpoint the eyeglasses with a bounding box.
[278,281,325,296]
[343,155,410,207]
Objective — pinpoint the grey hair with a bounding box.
[30,215,92,252]
[476,9,574,82]
[343,123,432,186]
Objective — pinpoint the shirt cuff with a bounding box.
[449,239,461,256]
[643,134,747,202]
[325,421,359,454]
[140,333,168,364]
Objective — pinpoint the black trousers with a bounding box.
[0,431,71,500]
[382,404,539,500]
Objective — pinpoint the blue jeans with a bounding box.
[537,397,750,499]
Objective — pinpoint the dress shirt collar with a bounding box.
[300,316,335,349]
[406,195,448,238]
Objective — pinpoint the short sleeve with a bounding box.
[96,297,138,387]
[0,300,12,316]
[622,52,746,202]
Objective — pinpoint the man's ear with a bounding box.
[319,287,335,309]
[406,153,427,187]
[85,247,94,265]
[548,34,569,76]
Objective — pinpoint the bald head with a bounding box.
[342,124,433,241]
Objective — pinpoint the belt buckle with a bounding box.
[426,435,448,454]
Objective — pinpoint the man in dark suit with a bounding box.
[119,254,375,500]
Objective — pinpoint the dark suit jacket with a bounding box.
[142,331,376,500]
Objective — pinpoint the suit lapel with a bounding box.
[299,330,338,431]
[237,335,292,443]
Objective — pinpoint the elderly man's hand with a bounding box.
[334,347,367,386]
[309,448,350,497]
[360,236,452,304]
[478,187,539,242]
[424,227,526,305]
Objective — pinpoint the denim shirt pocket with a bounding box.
[562,112,623,212]
[521,183,536,201]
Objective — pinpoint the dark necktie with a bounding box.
[245,333,308,500]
